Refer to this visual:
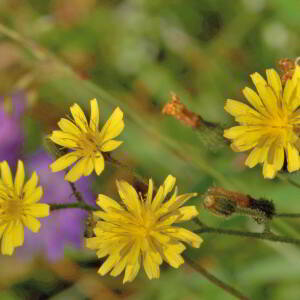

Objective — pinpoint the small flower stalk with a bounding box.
[49,98,124,182]
[224,65,300,179]
[204,187,275,222]
[0,160,49,255]
[86,175,202,283]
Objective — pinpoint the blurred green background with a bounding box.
[1,0,300,299]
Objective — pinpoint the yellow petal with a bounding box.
[50,131,78,148]
[26,203,50,218]
[224,126,251,139]
[1,161,13,188]
[123,260,141,283]
[267,140,284,171]
[100,140,123,152]
[250,72,277,114]
[85,237,101,250]
[262,162,276,179]
[23,172,38,197]
[50,152,80,172]
[167,193,197,211]
[245,147,264,168]
[282,79,296,108]
[146,178,153,207]
[110,256,128,277]
[266,69,282,100]
[151,186,164,210]
[58,118,81,135]
[174,206,199,223]
[0,224,7,239]
[12,220,24,247]
[286,143,300,172]
[1,223,14,255]
[84,157,94,176]
[64,157,88,182]
[70,103,88,132]
[22,215,41,232]
[15,160,25,196]
[100,107,124,143]
[163,249,184,268]
[116,180,141,216]
[98,253,120,276]
[224,99,262,118]
[166,227,203,248]
[162,175,176,199]
[96,194,123,212]
[143,253,160,280]
[94,152,105,175]
[242,87,269,116]
[89,98,99,131]
[23,186,43,204]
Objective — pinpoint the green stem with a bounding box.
[184,255,251,300]
[105,154,148,185]
[68,181,84,203]
[195,227,300,246]
[50,203,97,211]
[275,213,300,218]
[0,23,46,61]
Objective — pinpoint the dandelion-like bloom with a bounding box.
[224,66,300,178]
[0,160,49,255]
[86,175,202,283]
[50,99,124,182]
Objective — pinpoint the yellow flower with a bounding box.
[49,99,124,182]
[0,160,49,255]
[86,175,202,283]
[224,66,300,178]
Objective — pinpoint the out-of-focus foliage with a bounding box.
[1,0,300,299]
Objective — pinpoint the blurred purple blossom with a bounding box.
[21,150,96,261]
[0,92,25,165]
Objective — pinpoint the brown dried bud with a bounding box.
[204,187,250,217]
[277,57,298,85]
[204,187,275,220]
[162,93,204,128]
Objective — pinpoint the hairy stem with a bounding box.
[275,213,300,218]
[195,226,300,246]
[184,255,251,300]
[50,202,97,211]
[68,181,84,203]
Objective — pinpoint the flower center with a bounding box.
[1,198,23,221]
[78,130,99,154]
[137,210,156,238]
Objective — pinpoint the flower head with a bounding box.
[224,66,300,178]
[50,99,124,182]
[86,175,202,283]
[0,160,49,255]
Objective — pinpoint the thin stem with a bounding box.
[68,181,84,203]
[275,213,300,218]
[105,154,148,185]
[184,255,251,300]
[50,202,97,211]
[195,227,300,246]
[0,23,46,61]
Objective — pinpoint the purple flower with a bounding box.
[0,93,24,165]
[20,150,96,261]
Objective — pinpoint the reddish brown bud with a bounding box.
[162,93,203,128]
[277,58,298,85]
